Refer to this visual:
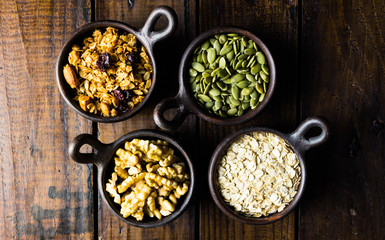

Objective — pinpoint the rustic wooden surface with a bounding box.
[0,0,384,239]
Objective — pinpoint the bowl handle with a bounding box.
[140,5,177,48]
[69,134,108,167]
[288,117,329,154]
[153,95,190,131]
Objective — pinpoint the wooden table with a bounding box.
[1,0,384,239]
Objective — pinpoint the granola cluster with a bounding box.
[63,27,153,117]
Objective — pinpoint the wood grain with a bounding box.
[95,0,198,239]
[299,0,385,239]
[0,0,93,239]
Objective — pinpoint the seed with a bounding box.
[189,33,270,118]
[217,57,226,69]
[262,64,269,75]
[214,40,221,55]
[227,108,237,116]
[241,87,253,96]
[201,40,210,50]
[198,94,212,103]
[192,62,205,72]
[189,68,198,77]
[251,64,261,75]
[244,48,256,55]
[209,88,221,97]
[207,48,216,64]
[220,45,233,55]
[246,73,254,81]
[256,51,266,64]
[237,80,249,88]
[219,35,227,44]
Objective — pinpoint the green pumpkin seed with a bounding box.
[220,44,233,55]
[241,102,250,110]
[192,62,205,72]
[251,64,261,75]
[231,86,240,100]
[214,40,221,54]
[250,90,258,100]
[207,48,216,64]
[241,87,253,96]
[261,64,269,75]
[198,94,212,103]
[227,108,237,116]
[246,73,254,81]
[250,98,258,109]
[219,35,227,44]
[189,68,198,77]
[205,101,214,108]
[219,57,226,69]
[218,69,228,78]
[237,108,244,116]
[189,33,270,118]
[209,88,221,97]
[215,100,223,109]
[260,71,268,81]
[231,73,245,83]
[256,51,266,64]
[201,40,210,50]
[237,80,249,88]
[259,93,265,102]
[226,51,235,61]
[238,54,248,60]
[256,82,264,94]
[244,48,256,55]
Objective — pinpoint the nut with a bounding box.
[63,64,77,88]
[78,95,91,111]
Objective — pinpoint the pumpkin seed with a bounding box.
[256,51,266,64]
[219,57,226,69]
[198,94,212,103]
[192,62,205,72]
[231,86,240,100]
[207,48,216,64]
[244,48,256,55]
[241,87,253,96]
[189,32,270,118]
[201,40,210,50]
[209,88,221,97]
[227,108,237,116]
[237,80,249,88]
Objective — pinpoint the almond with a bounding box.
[78,95,91,111]
[63,64,77,88]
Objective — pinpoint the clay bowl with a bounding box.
[69,130,195,228]
[154,27,276,130]
[56,6,177,123]
[208,117,329,224]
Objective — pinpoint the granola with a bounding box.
[64,27,153,117]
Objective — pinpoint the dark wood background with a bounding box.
[0,0,384,239]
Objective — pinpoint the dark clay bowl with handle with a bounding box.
[56,6,177,123]
[208,117,329,224]
[154,27,276,131]
[69,130,195,228]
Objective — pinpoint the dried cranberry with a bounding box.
[96,52,111,72]
[122,90,133,100]
[117,104,129,113]
[113,88,125,101]
[126,51,140,64]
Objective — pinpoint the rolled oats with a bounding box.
[64,27,153,117]
[217,132,301,217]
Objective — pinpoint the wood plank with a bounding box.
[299,0,385,239]
[199,0,299,239]
[95,1,198,239]
[0,0,93,239]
